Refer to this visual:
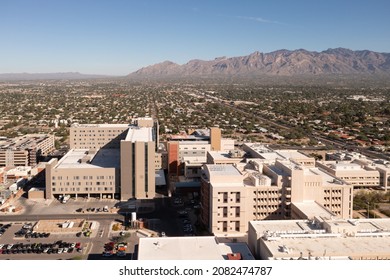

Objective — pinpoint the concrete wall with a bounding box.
[120,140,155,200]
[210,127,221,151]
[47,164,117,199]
[70,125,128,149]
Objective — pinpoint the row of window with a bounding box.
[52,187,114,192]
[52,176,114,180]
[52,181,114,186]
[324,197,342,201]
[254,190,281,195]
[253,198,282,203]
[217,192,241,203]
[253,211,283,217]
[73,134,120,138]
[217,206,240,218]
[74,129,125,133]
[181,151,205,155]
[341,176,379,180]
[253,205,281,210]
[304,182,321,187]
[324,189,342,194]
[217,221,240,232]
[323,204,342,208]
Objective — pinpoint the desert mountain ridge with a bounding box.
[128,48,390,78]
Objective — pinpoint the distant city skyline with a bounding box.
[1,0,390,75]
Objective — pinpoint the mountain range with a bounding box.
[128,48,390,79]
[1,48,390,82]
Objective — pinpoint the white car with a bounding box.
[58,248,63,254]
[7,244,14,250]
[0,244,4,249]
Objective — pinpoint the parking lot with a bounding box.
[0,190,204,260]
[0,219,139,260]
[0,222,87,260]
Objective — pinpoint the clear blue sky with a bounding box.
[1,0,390,75]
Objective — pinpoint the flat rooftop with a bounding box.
[0,134,51,150]
[321,160,365,171]
[244,143,273,153]
[208,151,237,160]
[263,235,390,259]
[71,123,129,128]
[138,236,254,260]
[258,152,283,160]
[125,126,153,142]
[179,141,209,145]
[306,167,348,186]
[205,164,242,177]
[56,149,120,169]
[251,219,390,259]
[169,135,209,140]
[292,201,335,219]
[208,151,242,162]
[275,150,311,160]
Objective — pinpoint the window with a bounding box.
[223,221,228,232]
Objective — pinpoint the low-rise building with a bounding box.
[206,150,245,165]
[200,157,353,236]
[0,134,55,167]
[316,160,380,188]
[138,236,254,260]
[248,218,390,260]
[243,143,315,167]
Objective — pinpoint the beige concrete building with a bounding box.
[45,149,118,199]
[46,118,156,200]
[243,143,316,167]
[206,150,245,165]
[200,158,353,236]
[351,158,390,191]
[316,160,380,188]
[120,126,155,200]
[138,236,254,260]
[0,134,55,167]
[168,141,211,176]
[70,124,129,149]
[167,127,234,177]
[220,138,235,152]
[210,127,222,151]
[248,218,390,260]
